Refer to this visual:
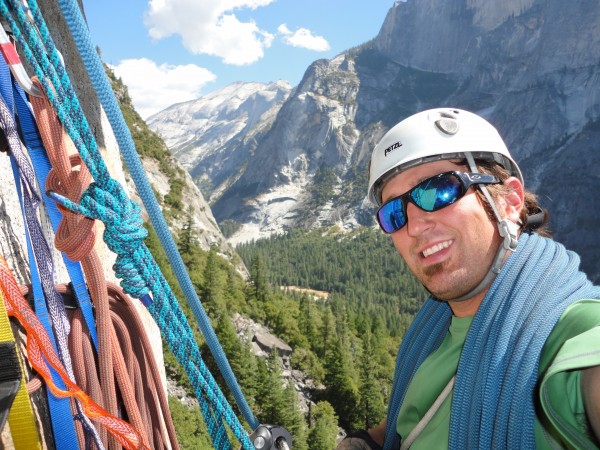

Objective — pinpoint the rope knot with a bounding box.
[46,154,97,262]
[78,179,146,242]
[78,179,150,298]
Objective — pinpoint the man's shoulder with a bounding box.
[555,299,600,334]
[537,299,600,448]
[539,299,600,373]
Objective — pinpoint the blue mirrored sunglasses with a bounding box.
[376,171,500,234]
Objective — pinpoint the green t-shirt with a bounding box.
[396,299,600,449]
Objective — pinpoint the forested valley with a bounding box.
[114,68,428,448]
[147,218,427,449]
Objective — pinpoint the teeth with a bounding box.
[422,240,452,258]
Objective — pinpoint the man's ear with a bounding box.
[501,177,525,223]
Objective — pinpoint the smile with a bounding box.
[422,240,453,258]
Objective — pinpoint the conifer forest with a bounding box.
[146,220,426,449]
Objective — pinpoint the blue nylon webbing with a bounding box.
[0,54,80,450]
[0,44,74,378]
[10,65,99,352]
[0,85,103,447]
[8,156,80,450]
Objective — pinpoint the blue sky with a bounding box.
[83,0,395,119]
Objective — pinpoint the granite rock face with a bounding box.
[147,81,292,204]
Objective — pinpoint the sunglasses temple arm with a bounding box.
[464,153,502,219]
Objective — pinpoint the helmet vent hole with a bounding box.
[439,112,456,119]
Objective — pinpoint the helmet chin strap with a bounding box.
[445,153,520,302]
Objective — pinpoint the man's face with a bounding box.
[380,160,502,303]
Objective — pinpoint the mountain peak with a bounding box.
[147,80,293,201]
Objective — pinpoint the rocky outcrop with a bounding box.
[232,313,321,415]
[253,331,293,358]
[124,154,247,276]
[167,314,322,416]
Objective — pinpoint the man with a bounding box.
[339,108,600,449]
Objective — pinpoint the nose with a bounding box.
[405,202,434,237]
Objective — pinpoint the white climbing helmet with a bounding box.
[367,108,523,205]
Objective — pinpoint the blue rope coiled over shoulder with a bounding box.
[0,0,257,447]
[383,232,600,450]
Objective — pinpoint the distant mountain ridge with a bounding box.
[148,0,600,282]
[147,81,292,201]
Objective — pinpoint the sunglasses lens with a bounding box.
[377,198,406,233]
[411,173,463,211]
[376,173,466,233]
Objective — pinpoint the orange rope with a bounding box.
[0,255,147,450]
[30,77,178,449]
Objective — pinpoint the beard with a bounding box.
[420,259,478,301]
[423,261,446,279]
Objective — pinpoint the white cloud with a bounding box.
[144,0,275,65]
[111,58,216,119]
[277,24,330,52]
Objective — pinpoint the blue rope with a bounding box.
[383,300,451,450]
[51,0,259,432]
[450,234,600,449]
[0,1,256,447]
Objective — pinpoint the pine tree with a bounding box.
[223,267,246,314]
[178,206,197,255]
[202,246,225,319]
[256,349,287,425]
[280,381,308,450]
[329,295,352,352]
[272,296,308,349]
[249,254,269,303]
[357,331,386,430]
[317,308,336,359]
[322,337,360,431]
[299,295,321,352]
[176,208,204,288]
[213,314,260,411]
[308,401,338,450]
